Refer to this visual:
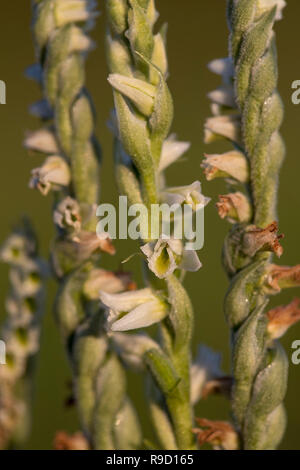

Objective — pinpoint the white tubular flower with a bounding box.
[216,192,252,224]
[159,134,190,172]
[204,115,241,145]
[0,349,26,383]
[29,156,71,195]
[207,86,236,108]
[141,237,201,279]
[202,150,249,183]
[24,128,59,154]
[207,58,234,85]
[71,231,116,257]
[0,234,34,268]
[108,74,156,117]
[4,324,40,358]
[100,288,168,332]
[53,197,82,232]
[112,332,159,370]
[9,264,42,298]
[257,0,286,21]
[83,269,135,300]
[161,181,210,211]
[190,345,223,405]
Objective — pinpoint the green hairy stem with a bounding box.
[205,0,288,449]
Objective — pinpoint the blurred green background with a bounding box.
[0,0,300,450]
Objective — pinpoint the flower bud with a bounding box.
[106,0,128,35]
[150,31,168,85]
[29,156,71,195]
[202,150,249,183]
[55,0,99,28]
[108,73,156,117]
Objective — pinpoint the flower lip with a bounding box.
[141,237,202,279]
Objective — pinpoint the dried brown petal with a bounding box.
[83,269,136,300]
[72,231,116,257]
[243,222,284,258]
[193,418,238,450]
[216,192,251,223]
[265,264,300,293]
[54,431,90,450]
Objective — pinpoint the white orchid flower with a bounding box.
[100,288,168,332]
[141,237,201,279]
[29,156,71,195]
[161,181,210,211]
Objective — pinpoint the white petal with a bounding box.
[180,250,202,272]
[207,58,233,76]
[110,299,167,332]
[161,191,185,206]
[159,135,190,172]
[100,288,154,312]
[167,238,183,256]
[140,242,154,258]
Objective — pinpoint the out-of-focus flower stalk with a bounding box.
[0,221,47,449]
[27,0,140,450]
